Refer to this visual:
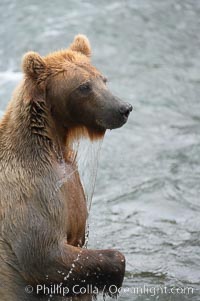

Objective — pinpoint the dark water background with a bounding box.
[0,0,200,300]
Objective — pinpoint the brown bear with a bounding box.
[0,34,132,301]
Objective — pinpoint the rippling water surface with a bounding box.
[0,0,200,300]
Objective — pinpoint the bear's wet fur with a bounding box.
[0,35,132,301]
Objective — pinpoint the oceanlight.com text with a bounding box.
[25,284,195,297]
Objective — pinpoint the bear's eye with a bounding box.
[103,77,108,84]
[78,83,91,93]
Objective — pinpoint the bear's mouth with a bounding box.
[96,116,128,130]
[95,119,107,130]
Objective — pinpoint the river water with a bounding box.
[0,0,200,300]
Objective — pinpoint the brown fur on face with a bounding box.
[0,34,127,301]
[22,34,94,90]
[21,35,107,151]
[21,34,132,143]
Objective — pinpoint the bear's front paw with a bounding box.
[94,249,126,297]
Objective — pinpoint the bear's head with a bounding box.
[22,35,132,140]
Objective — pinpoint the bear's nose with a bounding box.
[119,103,133,118]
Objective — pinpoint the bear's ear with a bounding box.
[69,34,91,57]
[22,51,46,79]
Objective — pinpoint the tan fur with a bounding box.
[22,51,46,78]
[69,34,91,57]
[0,34,125,301]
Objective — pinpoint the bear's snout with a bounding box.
[119,103,133,118]
[101,98,132,130]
